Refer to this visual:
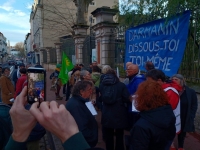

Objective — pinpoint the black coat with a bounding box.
[66,96,98,148]
[130,105,176,150]
[182,86,198,132]
[99,74,131,129]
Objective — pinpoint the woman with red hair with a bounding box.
[130,80,176,150]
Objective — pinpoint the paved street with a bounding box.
[44,71,200,150]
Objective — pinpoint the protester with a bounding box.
[91,66,101,87]
[66,66,81,101]
[146,69,182,149]
[126,64,146,95]
[130,80,176,149]
[80,70,96,103]
[12,63,25,88]
[88,63,93,73]
[171,74,198,150]
[50,64,62,100]
[14,68,27,99]
[100,65,112,83]
[66,81,98,147]
[99,69,131,150]
[4,87,91,150]
[146,69,182,130]
[123,62,133,85]
[145,61,155,72]
[0,67,15,106]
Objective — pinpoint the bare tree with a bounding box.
[15,42,25,57]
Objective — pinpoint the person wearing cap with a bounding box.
[50,64,62,100]
[17,63,25,78]
[171,74,198,150]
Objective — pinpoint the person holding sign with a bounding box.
[126,64,145,127]
[66,81,98,148]
[130,80,176,150]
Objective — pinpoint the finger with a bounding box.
[39,101,51,113]
[30,102,43,121]
[49,101,59,112]
[13,86,27,108]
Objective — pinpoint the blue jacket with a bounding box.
[126,74,146,95]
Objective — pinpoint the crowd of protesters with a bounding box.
[0,60,198,150]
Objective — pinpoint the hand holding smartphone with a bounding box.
[27,67,46,104]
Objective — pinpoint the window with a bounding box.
[92,19,95,23]
[90,1,95,6]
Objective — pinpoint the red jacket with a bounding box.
[162,81,182,110]
[14,74,27,98]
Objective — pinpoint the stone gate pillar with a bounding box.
[54,43,62,64]
[91,7,118,68]
[45,47,51,63]
[72,25,89,64]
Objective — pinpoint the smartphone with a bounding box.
[27,67,46,104]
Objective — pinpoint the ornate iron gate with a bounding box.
[82,35,95,67]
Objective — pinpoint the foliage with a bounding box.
[117,0,200,80]
[14,42,25,57]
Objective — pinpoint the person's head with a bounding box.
[79,63,84,68]
[126,64,139,77]
[89,63,93,68]
[145,61,155,71]
[56,64,61,69]
[92,61,98,66]
[80,70,91,81]
[19,68,27,75]
[135,80,169,111]
[19,63,25,69]
[105,69,119,81]
[171,74,186,87]
[71,80,93,99]
[146,69,166,85]
[102,65,111,74]
[126,62,133,69]
[2,67,10,77]
[92,66,100,73]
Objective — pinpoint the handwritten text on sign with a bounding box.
[125,11,190,76]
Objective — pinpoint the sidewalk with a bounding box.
[45,71,200,150]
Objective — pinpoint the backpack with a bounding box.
[101,85,116,105]
[0,103,12,150]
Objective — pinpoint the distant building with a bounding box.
[0,32,8,62]
[10,48,20,56]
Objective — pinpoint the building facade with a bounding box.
[0,32,8,62]
[29,0,118,65]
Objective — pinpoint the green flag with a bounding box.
[59,52,74,84]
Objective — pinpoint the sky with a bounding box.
[0,0,32,46]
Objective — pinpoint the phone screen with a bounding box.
[27,68,46,104]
